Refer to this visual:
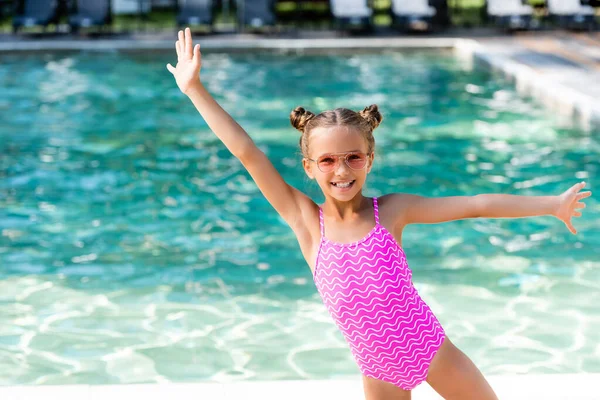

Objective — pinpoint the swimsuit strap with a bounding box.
[373,197,379,225]
[319,206,325,237]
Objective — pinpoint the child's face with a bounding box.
[302,125,374,201]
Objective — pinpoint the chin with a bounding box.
[327,187,362,200]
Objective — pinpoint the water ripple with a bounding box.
[0,50,598,384]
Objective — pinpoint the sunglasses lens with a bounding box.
[317,156,336,173]
[316,153,367,172]
[347,154,366,169]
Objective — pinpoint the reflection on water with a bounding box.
[0,50,598,385]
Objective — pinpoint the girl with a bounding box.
[167,28,592,400]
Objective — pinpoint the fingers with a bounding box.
[176,28,196,60]
[185,27,193,57]
[573,181,586,192]
[166,63,175,74]
[194,43,201,63]
[178,29,185,59]
[564,182,588,235]
[567,181,586,195]
[577,191,592,200]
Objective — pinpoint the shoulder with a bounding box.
[378,192,415,208]
[377,193,421,227]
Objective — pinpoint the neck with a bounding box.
[323,193,370,221]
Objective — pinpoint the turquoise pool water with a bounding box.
[0,50,598,385]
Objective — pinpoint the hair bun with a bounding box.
[359,104,383,131]
[290,106,316,133]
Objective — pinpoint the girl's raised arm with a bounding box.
[166,28,315,231]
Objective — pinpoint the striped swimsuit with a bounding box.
[313,197,445,390]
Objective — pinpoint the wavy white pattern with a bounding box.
[313,198,446,391]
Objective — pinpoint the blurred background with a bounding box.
[1,0,600,35]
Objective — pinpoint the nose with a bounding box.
[333,157,350,175]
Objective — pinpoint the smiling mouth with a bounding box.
[331,180,355,188]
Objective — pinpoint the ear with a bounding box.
[367,151,375,173]
[302,158,315,179]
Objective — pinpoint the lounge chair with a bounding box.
[176,0,214,28]
[237,0,276,30]
[12,0,61,33]
[329,0,373,30]
[390,0,436,31]
[112,0,151,15]
[68,0,112,32]
[546,0,596,29]
[487,0,533,30]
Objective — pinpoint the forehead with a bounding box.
[309,126,368,157]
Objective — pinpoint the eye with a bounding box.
[319,157,335,164]
[348,155,362,161]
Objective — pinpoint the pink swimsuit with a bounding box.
[313,197,446,390]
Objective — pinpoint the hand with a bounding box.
[554,182,592,234]
[166,27,202,95]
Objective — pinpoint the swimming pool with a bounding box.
[0,49,598,385]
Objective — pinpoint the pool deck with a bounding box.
[457,31,600,131]
[1,374,600,399]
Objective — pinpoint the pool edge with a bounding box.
[1,374,598,399]
[455,38,600,132]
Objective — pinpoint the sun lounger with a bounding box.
[68,0,112,32]
[238,0,276,29]
[329,0,373,30]
[176,0,214,28]
[112,0,151,15]
[390,0,436,31]
[547,0,596,29]
[12,0,61,33]
[487,0,533,30]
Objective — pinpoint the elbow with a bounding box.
[236,139,260,163]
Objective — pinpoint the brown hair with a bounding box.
[289,105,383,158]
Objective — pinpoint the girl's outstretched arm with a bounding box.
[395,182,592,235]
[166,28,315,230]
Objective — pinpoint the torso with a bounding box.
[293,194,406,275]
[309,195,446,391]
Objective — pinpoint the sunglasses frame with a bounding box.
[305,151,370,173]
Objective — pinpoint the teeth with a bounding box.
[332,181,353,188]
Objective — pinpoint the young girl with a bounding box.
[167,28,592,400]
